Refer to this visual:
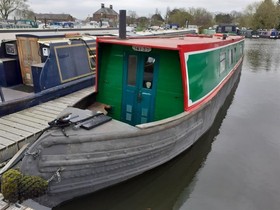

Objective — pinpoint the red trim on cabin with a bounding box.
[97,36,244,52]
[178,50,189,111]
[186,56,243,112]
[95,38,101,92]
[178,37,244,53]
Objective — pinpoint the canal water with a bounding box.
[27,38,280,210]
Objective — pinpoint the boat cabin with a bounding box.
[94,35,244,126]
[0,33,96,92]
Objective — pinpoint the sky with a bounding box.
[28,0,260,20]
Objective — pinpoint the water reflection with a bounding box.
[54,74,241,210]
[244,39,280,72]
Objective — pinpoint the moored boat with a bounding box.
[0,33,96,117]
[0,14,245,207]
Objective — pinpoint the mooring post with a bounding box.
[0,86,5,102]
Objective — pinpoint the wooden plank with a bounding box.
[2,116,46,130]
[21,111,54,122]
[31,106,61,115]
[37,104,66,112]
[44,101,68,109]
[0,124,33,136]
[11,113,49,125]
[25,110,57,119]
[0,136,16,146]
[54,98,77,104]
[0,130,23,141]
[0,119,40,133]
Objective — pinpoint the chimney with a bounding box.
[110,5,113,9]
[119,10,126,40]
[101,3,104,8]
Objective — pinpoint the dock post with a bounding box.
[0,86,5,102]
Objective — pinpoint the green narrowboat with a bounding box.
[1,33,244,207]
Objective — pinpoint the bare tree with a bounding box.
[0,0,28,20]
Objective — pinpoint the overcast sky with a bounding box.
[29,0,260,20]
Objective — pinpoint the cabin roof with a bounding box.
[97,35,243,51]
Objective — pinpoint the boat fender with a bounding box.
[0,168,64,203]
[1,169,48,203]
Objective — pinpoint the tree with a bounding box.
[127,10,137,25]
[188,7,213,28]
[137,16,149,30]
[0,0,28,20]
[238,2,260,29]
[252,0,278,29]
[168,8,192,27]
[215,13,234,24]
[15,3,34,19]
[151,13,164,26]
[165,7,171,23]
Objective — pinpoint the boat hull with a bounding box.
[20,58,243,207]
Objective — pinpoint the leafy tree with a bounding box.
[151,13,164,26]
[0,0,28,20]
[188,7,213,28]
[168,8,192,27]
[238,2,260,29]
[136,16,149,30]
[215,13,234,24]
[252,0,278,29]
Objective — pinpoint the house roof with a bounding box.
[94,8,118,16]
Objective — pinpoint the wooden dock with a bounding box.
[0,87,94,163]
[0,193,34,210]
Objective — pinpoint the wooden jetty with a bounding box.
[0,87,94,163]
[0,193,34,210]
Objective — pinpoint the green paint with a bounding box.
[187,42,243,103]
[97,43,184,121]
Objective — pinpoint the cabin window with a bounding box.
[219,52,226,74]
[87,48,96,71]
[127,55,137,86]
[143,56,155,89]
[229,48,234,66]
[240,45,243,56]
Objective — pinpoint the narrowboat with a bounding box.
[0,30,244,207]
[269,29,279,39]
[0,33,96,117]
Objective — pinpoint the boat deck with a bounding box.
[0,87,94,163]
[0,86,32,102]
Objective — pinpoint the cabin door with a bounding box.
[17,37,41,85]
[122,53,158,125]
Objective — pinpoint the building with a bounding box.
[34,13,75,23]
[91,3,118,27]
